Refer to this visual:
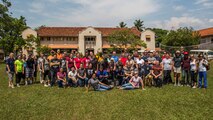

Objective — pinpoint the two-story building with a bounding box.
[22,26,156,55]
[198,27,213,49]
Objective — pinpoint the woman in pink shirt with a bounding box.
[57,68,67,88]
[66,53,75,73]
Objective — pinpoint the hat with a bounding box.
[184,51,188,55]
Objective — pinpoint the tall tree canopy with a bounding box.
[0,0,27,56]
[134,19,144,32]
[162,27,200,46]
[108,29,146,51]
[117,21,127,28]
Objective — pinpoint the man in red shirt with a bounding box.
[120,53,128,66]
[82,52,91,69]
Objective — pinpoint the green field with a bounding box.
[0,63,212,120]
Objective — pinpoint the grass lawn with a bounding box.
[0,63,212,120]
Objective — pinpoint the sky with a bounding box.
[8,0,213,30]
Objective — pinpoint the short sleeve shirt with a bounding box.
[15,60,23,72]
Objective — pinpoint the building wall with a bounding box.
[21,28,37,56]
[141,30,155,51]
[79,27,102,55]
[199,36,213,49]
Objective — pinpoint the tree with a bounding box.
[162,27,200,51]
[148,28,168,47]
[117,21,127,28]
[0,0,27,56]
[108,29,146,51]
[134,19,144,32]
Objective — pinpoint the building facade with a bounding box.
[22,26,156,55]
[198,27,213,50]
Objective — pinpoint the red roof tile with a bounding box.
[37,27,141,37]
[198,27,213,37]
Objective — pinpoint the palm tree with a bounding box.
[117,21,127,28]
[134,19,144,31]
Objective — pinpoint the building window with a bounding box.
[146,35,151,41]
[211,38,213,43]
[85,36,96,45]
[47,37,51,41]
[40,37,44,41]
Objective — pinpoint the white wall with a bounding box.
[141,30,155,51]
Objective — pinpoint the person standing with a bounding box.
[42,56,51,87]
[190,55,198,88]
[66,53,74,73]
[74,53,82,70]
[6,53,15,88]
[25,54,35,84]
[172,51,183,86]
[38,53,44,84]
[14,55,24,87]
[162,53,172,84]
[50,54,60,87]
[198,54,208,89]
[182,52,190,86]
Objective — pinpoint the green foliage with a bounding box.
[162,27,200,46]
[149,28,168,43]
[0,0,27,55]
[134,19,144,32]
[117,21,127,28]
[108,29,146,51]
[36,45,51,55]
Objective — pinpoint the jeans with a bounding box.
[96,84,111,91]
[16,72,24,84]
[198,71,207,88]
[117,76,124,86]
[182,70,190,85]
[78,78,89,87]
[57,80,64,88]
[190,71,197,85]
[68,77,77,87]
[50,70,57,86]
[163,70,172,84]
[121,83,134,90]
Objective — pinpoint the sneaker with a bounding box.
[25,81,28,85]
[30,80,32,84]
[142,88,146,90]
[17,84,20,87]
[44,84,48,87]
[192,86,196,89]
[178,83,181,86]
[11,85,15,88]
[174,84,177,86]
[40,80,44,84]
[8,84,11,88]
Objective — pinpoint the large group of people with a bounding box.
[5,49,209,91]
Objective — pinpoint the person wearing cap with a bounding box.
[198,54,208,89]
[162,53,172,84]
[25,54,35,85]
[6,53,15,88]
[172,50,183,86]
[151,60,163,87]
[182,51,191,86]
[120,71,144,90]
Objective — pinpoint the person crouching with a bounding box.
[57,68,67,88]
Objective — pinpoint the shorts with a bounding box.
[7,71,14,81]
[26,68,34,78]
[174,67,181,74]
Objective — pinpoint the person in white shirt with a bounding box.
[198,54,208,89]
[162,53,172,84]
[68,66,77,87]
[190,55,198,88]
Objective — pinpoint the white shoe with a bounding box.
[25,81,28,85]
[17,84,20,87]
[178,84,181,86]
[142,88,146,90]
[44,84,48,87]
[11,85,15,88]
[30,80,32,84]
[174,84,177,86]
[192,86,196,89]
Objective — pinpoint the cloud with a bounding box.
[28,0,160,27]
[209,19,213,23]
[195,0,213,8]
[173,5,185,11]
[152,16,210,30]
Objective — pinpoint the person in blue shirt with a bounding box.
[111,51,119,63]
[6,53,15,88]
[96,66,109,85]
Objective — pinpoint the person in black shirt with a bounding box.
[86,63,94,80]
[50,54,60,86]
[6,53,15,88]
[26,54,35,84]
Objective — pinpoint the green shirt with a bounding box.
[15,60,23,72]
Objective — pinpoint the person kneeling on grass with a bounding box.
[57,68,67,88]
[120,72,145,90]
[86,73,113,92]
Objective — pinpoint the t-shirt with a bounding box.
[198,59,208,72]
[182,58,190,70]
[37,57,44,69]
[111,56,119,63]
[155,56,162,63]
[78,68,85,77]
[96,70,108,78]
[6,58,15,72]
[26,58,34,69]
[44,59,50,71]
[82,57,90,68]
[141,64,152,76]
[66,57,74,69]
[130,76,142,87]
[173,56,182,68]
[120,57,128,66]
[147,57,156,65]
[190,60,197,71]
[152,65,162,76]
[50,58,60,71]
[162,58,172,70]
[68,70,77,77]
[86,68,94,79]
[88,78,100,90]
[124,66,133,76]
[136,58,144,65]
[15,60,23,72]
[57,72,66,79]
[60,58,67,71]
[74,57,82,69]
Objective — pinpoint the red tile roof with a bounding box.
[37,27,141,37]
[198,27,213,37]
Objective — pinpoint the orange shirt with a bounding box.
[57,53,62,59]
[48,55,54,61]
